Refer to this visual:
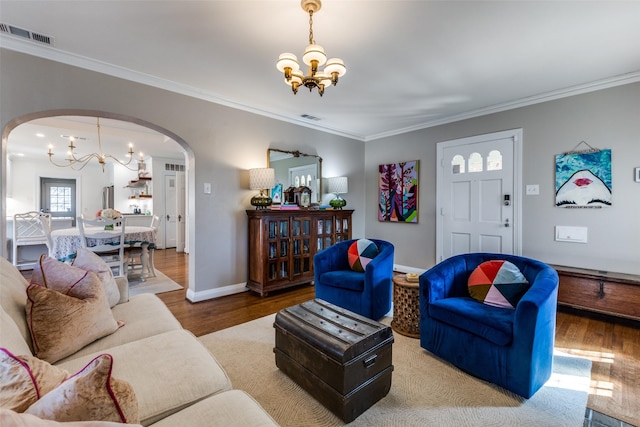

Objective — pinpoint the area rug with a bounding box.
[128,270,182,296]
[200,314,592,427]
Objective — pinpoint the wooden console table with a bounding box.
[246,209,353,296]
[553,265,640,321]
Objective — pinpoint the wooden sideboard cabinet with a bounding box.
[553,265,640,322]
[246,209,353,296]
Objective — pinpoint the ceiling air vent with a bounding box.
[301,114,321,121]
[0,22,54,46]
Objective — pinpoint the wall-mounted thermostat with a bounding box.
[635,167,640,182]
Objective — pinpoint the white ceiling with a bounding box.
[6,116,185,161]
[2,0,640,158]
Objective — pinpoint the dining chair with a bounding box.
[123,214,159,280]
[150,214,160,230]
[77,216,127,276]
[40,215,54,258]
[147,215,160,277]
[12,211,51,268]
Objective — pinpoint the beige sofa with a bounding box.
[0,256,278,426]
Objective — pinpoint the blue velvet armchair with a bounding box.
[314,239,394,320]
[419,253,559,398]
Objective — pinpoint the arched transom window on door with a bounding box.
[451,155,465,174]
[487,150,503,171]
[450,150,504,174]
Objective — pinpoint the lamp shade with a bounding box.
[302,44,327,67]
[327,176,348,194]
[276,53,300,73]
[324,58,346,77]
[249,168,275,190]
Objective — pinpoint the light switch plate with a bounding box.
[526,184,539,195]
[203,183,211,194]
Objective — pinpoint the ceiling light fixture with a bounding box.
[276,0,346,96]
[47,117,143,172]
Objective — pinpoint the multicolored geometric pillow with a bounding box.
[467,260,530,309]
[348,239,379,272]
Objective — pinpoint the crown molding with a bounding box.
[0,36,365,141]
[3,35,638,143]
[365,71,640,141]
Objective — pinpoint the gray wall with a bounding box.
[0,49,365,299]
[365,82,640,275]
[2,48,638,294]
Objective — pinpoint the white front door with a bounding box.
[436,129,522,262]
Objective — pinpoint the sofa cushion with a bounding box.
[0,348,69,412]
[72,249,120,308]
[0,258,31,353]
[0,310,32,357]
[318,270,365,292]
[429,297,514,346]
[26,354,138,424]
[25,274,121,363]
[148,390,278,427]
[54,294,182,365]
[56,330,232,426]
[467,260,530,309]
[0,409,142,427]
[347,239,379,272]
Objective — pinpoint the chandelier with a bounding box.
[276,0,346,96]
[47,117,143,172]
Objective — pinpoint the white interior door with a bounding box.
[436,129,522,262]
[164,174,177,248]
[176,172,186,252]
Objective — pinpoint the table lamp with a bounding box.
[327,176,348,209]
[249,168,275,209]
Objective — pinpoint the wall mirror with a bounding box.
[268,148,323,204]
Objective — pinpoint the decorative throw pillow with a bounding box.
[25,273,121,363]
[72,248,120,308]
[468,260,530,309]
[348,239,379,272]
[26,354,139,424]
[32,254,120,308]
[0,348,69,412]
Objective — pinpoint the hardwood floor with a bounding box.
[153,249,638,425]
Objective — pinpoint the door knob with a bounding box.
[504,218,510,228]
[166,214,170,221]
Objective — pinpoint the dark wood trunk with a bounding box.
[273,299,394,422]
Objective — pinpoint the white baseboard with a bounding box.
[393,264,428,275]
[186,282,248,302]
[186,265,428,302]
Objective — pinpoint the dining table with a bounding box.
[50,225,157,271]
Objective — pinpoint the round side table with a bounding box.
[390,274,420,338]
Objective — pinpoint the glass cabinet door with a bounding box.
[292,217,311,277]
[334,213,351,243]
[267,218,290,281]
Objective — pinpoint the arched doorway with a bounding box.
[2,109,193,259]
